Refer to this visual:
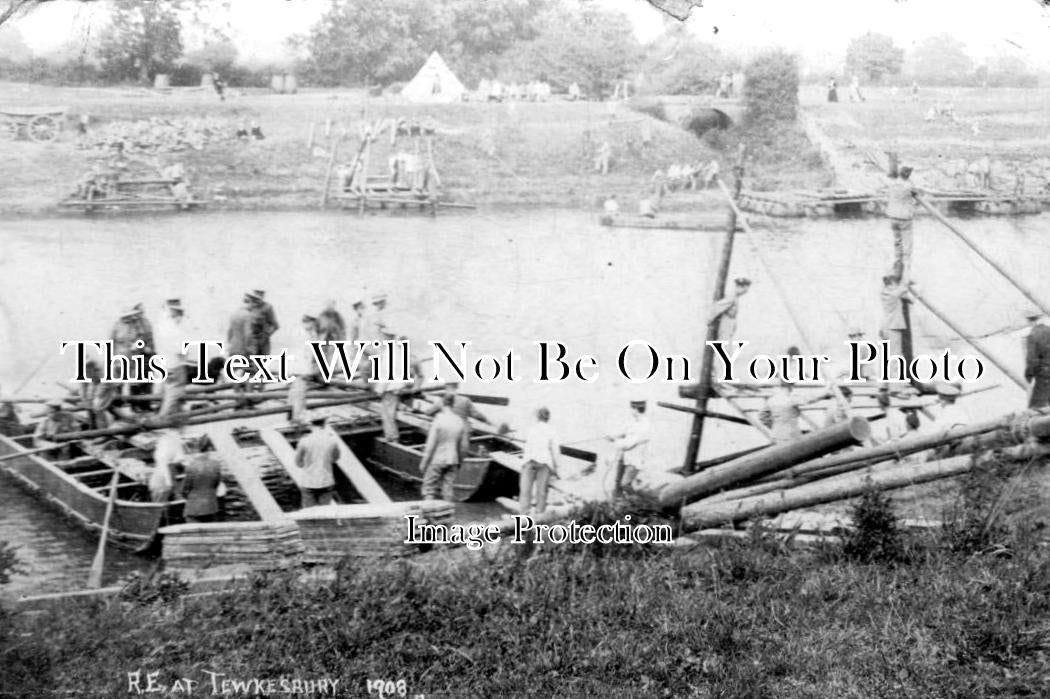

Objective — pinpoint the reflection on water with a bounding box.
[2,208,1048,591]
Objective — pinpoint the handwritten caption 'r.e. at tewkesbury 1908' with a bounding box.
[59,338,985,385]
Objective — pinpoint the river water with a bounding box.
[1,207,1047,596]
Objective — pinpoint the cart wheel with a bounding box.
[28,115,59,143]
[0,119,17,140]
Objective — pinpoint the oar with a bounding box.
[87,470,120,588]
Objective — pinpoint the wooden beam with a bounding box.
[205,429,287,522]
[323,426,391,503]
[257,428,305,488]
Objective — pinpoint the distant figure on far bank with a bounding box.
[595,140,612,175]
[849,75,865,102]
[1025,309,1050,409]
[827,77,838,103]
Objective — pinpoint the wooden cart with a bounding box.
[0,105,67,143]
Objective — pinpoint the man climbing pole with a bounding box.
[885,164,923,281]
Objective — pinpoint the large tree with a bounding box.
[743,48,799,126]
[304,0,546,87]
[98,0,194,83]
[844,32,903,83]
[909,33,973,86]
[497,5,642,95]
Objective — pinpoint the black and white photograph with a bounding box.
[3,0,1050,695]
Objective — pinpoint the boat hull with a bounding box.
[367,432,520,502]
[0,434,173,550]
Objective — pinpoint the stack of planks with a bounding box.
[291,500,455,562]
[160,521,303,571]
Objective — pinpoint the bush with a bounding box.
[843,488,902,564]
[742,48,799,127]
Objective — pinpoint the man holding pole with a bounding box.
[607,399,651,497]
[708,277,752,342]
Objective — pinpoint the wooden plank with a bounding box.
[258,428,305,488]
[206,429,286,522]
[323,426,390,503]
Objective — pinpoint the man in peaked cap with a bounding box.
[1025,308,1050,409]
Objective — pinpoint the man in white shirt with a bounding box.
[155,298,188,418]
[288,315,320,426]
[608,399,651,497]
[519,407,560,514]
[150,423,186,503]
[294,414,341,507]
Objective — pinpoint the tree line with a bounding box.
[0,1,1041,92]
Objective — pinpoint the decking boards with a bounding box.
[322,426,391,503]
[206,429,287,522]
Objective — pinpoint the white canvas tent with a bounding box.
[401,52,466,104]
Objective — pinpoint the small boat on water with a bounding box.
[367,421,521,502]
[0,432,179,550]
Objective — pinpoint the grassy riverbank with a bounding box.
[3,485,1050,698]
[802,85,1050,192]
[0,81,831,217]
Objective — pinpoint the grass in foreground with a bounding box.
[3,485,1050,698]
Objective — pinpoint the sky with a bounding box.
[10,0,1050,71]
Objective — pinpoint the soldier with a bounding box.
[112,305,154,404]
[418,393,466,501]
[606,399,651,496]
[289,315,320,425]
[708,277,752,343]
[886,166,923,279]
[519,407,560,514]
[177,436,224,523]
[294,414,341,507]
[879,273,909,379]
[250,290,279,355]
[1025,310,1050,409]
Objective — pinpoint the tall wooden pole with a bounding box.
[715,178,854,418]
[659,417,871,507]
[682,146,745,473]
[917,196,1050,316]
